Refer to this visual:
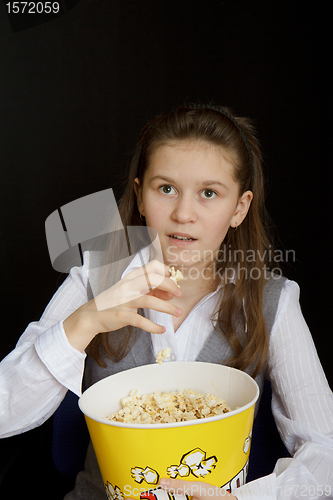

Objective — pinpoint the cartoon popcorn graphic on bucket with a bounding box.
[167,447,217,479]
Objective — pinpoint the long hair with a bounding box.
[87,104,279,377]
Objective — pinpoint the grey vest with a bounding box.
[64,252,286,500]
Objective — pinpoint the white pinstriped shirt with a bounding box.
[0,251,332,499]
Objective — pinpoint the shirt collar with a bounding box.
[121,246,151,279]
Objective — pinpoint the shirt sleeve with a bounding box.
[0,253,90,438]
[233,280,333,500]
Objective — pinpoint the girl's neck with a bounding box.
[172,262,219,297]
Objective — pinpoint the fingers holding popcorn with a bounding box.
[64,261,182,351]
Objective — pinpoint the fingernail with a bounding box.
[176,307,182,316]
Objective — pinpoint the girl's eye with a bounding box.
[159,185,176,195]
[201,189,217,199]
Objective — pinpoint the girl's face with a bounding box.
[135,141,252,272]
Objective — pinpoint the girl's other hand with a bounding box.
[64,260,182,352]
[158,478,238,500]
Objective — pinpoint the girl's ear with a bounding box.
[134,178,144,214]
[230,190,253,228]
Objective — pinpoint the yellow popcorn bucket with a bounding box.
[79,362,259,499]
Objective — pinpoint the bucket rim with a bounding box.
[79,362,259,429]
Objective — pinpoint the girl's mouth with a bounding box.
[169,235,194,241]
[167,233,197,245]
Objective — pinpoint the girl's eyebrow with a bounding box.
[149,175,176,184]
[201,180,229,191]
[149,175,229,191]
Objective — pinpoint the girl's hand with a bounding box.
[158,478,238,500]
[64,260,182,352]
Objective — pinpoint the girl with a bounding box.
[0,104,332,500]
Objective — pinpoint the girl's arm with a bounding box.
[0,253,181,438]
[267,280,333,499]
[233,280,333,499]
[0,260,89,438]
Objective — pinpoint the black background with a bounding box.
[0,0,331,495]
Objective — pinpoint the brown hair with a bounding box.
[87,104,279,377]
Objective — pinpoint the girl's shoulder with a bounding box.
[263,275,299,335]
[263,273,288,300]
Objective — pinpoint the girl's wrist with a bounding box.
[63,306,97,353]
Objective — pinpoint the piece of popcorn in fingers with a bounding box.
[169,266,183,287]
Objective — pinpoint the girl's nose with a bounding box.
[171,195,197,224]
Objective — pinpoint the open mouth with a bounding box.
[168,234,197,241]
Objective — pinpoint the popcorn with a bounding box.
[169,267,183,287]
[155,347,172,365]
[105,389,230,424]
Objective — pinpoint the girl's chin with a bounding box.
[164,255,205,270]
[166,260,197,270]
